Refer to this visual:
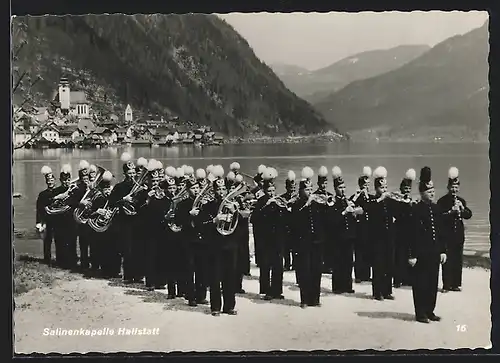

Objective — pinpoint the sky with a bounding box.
[218,11,489,70]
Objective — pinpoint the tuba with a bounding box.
[165,186,190,232]
[87,201,119,233]
[122,171,150,216]
[45,177,80,215]
[216,183,250,236]
[73,166,107,224]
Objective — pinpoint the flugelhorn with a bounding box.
[165,186,190,232]
[216,183,250,236]
[45,177,80,215]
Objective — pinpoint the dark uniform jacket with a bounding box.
[198,198,235,250]
[175,196,204,243]
[409,201,447,260]
[250,194,286,251]
[363,195,400,242]
[330,195,358,240]
[290,197,327,246]
[437,194,472,244]
[36,187,56,225]
[140,194,170,234]
[108,179,135,216]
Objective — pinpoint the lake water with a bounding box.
[12,142,490,254]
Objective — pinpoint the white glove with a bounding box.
[440,253,447,264]
[408,258,417,267]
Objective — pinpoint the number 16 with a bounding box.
[456,325,467,332]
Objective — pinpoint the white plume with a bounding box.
[120,152,132,162]
[212,165,225,178]
[181,165,188,173]
[137,157,148,167]
[258,164,267,174]
[287,170,296,181]
[332,166,342,179]
[176,167,185,178]
[318,166,328,177]
[79,160,90,170]
[195,168,206,179]
[448,166,459,179]
[405,168,417,181]
[41,165,52,175]
[362,166,372,177]
[89,164,97,172]
[147,159,158,171]
[102,171,113,181]
[227,171,236,181]
[373,166,388,179]
[61,164,72,174]
[269,167,278,179]
[156,161,163,170]
[165,166,176,177]
[184,166,194,175]
[206,164,214,174]
[230,162,241,171]
[235,174,243,183]
[301,166,314,180]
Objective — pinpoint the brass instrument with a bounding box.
[265,195,292,210]
[165,186,190,232]
[150,185,166,200]
[193,182,214,210]
[45,177,80,215]
[299,193,335,211]
[239,172,259,187]
[350,188,369,203]
[73,166,107,224]
[216,183,250,236]
[87,201,119,233]
[122,172,150,216]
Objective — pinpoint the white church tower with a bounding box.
[58,78,70,110]
[125,104,133,123]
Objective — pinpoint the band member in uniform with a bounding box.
[280,171,297,272]
[314,166,333,273]
[108,152,141,283]
[230,162,241,176]
[75,160,93,269]
[195,165,241,316]
[291,167,326,308]
[175,173,208,306]
[226,171,236,189]
[438,167,472,292]
[393,169,417,288]
[364,166,398,301]
[251,164,267,268]
[251,167,286,300]
[232,173,251,293]
[352,166,373,283]
[36,166,57,264]
[89,164,98,185]
[330,166,363,294]
[409,166,447,323]
[196,168,208,189]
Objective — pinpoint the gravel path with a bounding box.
[14,265,491,353]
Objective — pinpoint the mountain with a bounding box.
[313,22,489,137]
[12,15,331,136]
[270,45,431,102]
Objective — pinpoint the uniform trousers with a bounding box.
[184,241,209,303]
[442,237,464,289]
[372,237,395,298]
[99,227,121,278]
[53,215,78,269]
[117,216,143,281]
[252,226,262,267]
[42,223,55,263]
[208,246,237,313]
[332,236,355,292]
[259,242,284,297]
[144,227,167,288]
[88,229,103,271]
[411,255,440,318]
[394,237,412,286]
[283,235,295,270]
[354,224,372,281]
[297,241,323,305]
[78,224,92,269]
[165,233,182,297]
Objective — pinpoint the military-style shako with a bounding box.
[418,166,434,193]
[147,159,159,178]
[285,170,296,190]
[373,166,388,189]
[212,165,226,190]
[400,168,416,191]
[41,165,54,181]
[195,168,206,181]
[185,176,199,189]
[448,167,460,188]
[262,167,278,190]
[230,162,241,175]
[99,170,113,188]
[317,166,328,185]
[235,174,243,184]
[60,164,72,180]
[299,166,314,190]
[332,166,344,188]
[157,161,165,179]
[136,157,148,172]
[78,160,90,179]
[183,165,194,180]
[89,164,97,175]
[254,164,267,183]
[175,167,185,183]
[358,166,372,188]
[121,152,135,173]
[165,166,177,186]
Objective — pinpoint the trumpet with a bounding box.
[350,188,369,203]
[165,186,190,232]
[265,195,292,210]
[216,183,250,236]
[299,193,335,211]
[239,172,259,187]
[45,177,80,215]
[149,185,166,200]
[385,191,416,205]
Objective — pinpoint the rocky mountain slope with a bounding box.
[12,15,332,136]
[313,22,489,136]
[271,45,430,103]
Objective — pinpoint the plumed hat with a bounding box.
[254,164,267,183]
[60,163,72,180]
[175,167,185,182]
[78,160,90,178]
[185,176,199,189]
[317,166,328,184]
[183,165,194,177]
[373,166,388,188]
[235,174,244,184]
[41,165,54,180]
[358,166,372,188]
[147,159,159,178]
[121,152,135,173]
[299,166,314,190]
[285,170,296,189]
[89,164,98,173]
[262,167,278,190]
[212,165,226,190]
[418,166,434,193]
[99,170,113,188]
[332,166,344,188]
[230,162,241,172]
[136,157,148,169]
[400,168,416,190]
[448,167,460,188]
[195,168,207,180]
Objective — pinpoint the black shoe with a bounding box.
[146,286,154,291]
[355,279,362,283]
[416,316,430,323]
[442,286,451,292]
[155,285,166,290]
[273,295,285,300]
[374,295,384,301]
[176,293,183,298]
[188,301,197,307]
[428,314,441,322]
[197,299,209,305]
[222,309,237,315]
[384,295,395,300]
[333,290,342,294]
[300,303,307,309]
[263,295,273,301]
[211,311,220,316]
[124,279,134,284]
[346,289,355,294]
[237,289,246,294]
[450,287,461,292]
[394,283,402,288]
[167,294,175,299]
